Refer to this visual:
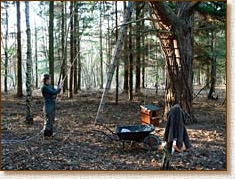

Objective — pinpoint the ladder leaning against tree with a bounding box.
[94,1,134,125]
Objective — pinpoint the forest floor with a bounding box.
[1,86,226,170]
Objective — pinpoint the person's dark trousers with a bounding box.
[183,127,192,149]
[44,101,55,137]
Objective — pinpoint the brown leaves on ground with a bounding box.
[1,88,226,170]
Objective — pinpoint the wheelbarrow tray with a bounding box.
[116,125,154,142]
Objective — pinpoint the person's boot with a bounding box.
[48,129,53,137]
[44,129,52,137]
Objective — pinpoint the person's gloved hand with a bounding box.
[162,141,166,147]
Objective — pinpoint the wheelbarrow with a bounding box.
[116,124,161,150]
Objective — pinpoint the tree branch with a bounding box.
[149,1,200,28]
[112,17,171,34]
[149,1,176,28]
[193,81,211,99]
[184,1,201,16]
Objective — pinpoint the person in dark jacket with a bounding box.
[41,74,63,137]
[161,104,193,170]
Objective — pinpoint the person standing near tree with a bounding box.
[41,74,64,137]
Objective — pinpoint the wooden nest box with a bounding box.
[140,104,162,127]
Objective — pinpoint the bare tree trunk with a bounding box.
[141,17,145,89]
[4,4,9,93]
[16,2,23,96]
[106,13,111,75]
[34,25,38,89]
[208,57,216,99]
[128,23,133,101]
[115,1,119,104]
[49,1,54,85]
[155,39,160,94]
[74,2,78,94]
[25,1,33,124]
[69,2,74,98]
[99,2,104,90]
[208,29,216,99]
[61,1,68,93]
[123,2,129,94]
[135,2,141,94]
[196,63,201,85]
[77,27,81,91]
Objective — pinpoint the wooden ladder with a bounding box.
[150,6,180,80]
[94,2,134,124]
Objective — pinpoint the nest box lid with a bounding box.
[140,104,161,111]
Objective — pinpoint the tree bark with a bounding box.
[49,1,54,85]
[99,2,104,90]
[34,25,38,89]
[123,2,129,94]
[16,2,23,97]
[25,1,33,124]
[74,2,79,94]
[208,28,217,99]
[61,1,67,93]
[135,2,141,94]
[141,17,145,89]
[150,2,199,122]
[115,1,119,104]
[4,4,9,93]
[69,2,74,98]
[128,23,133,101]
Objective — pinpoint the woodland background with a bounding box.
[1,1,226,171]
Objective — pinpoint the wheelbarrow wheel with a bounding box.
[143,134,161,150]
